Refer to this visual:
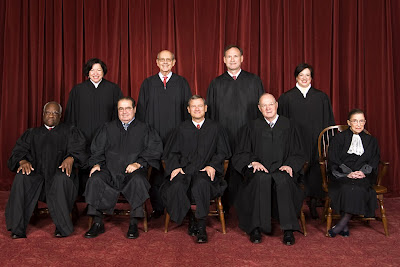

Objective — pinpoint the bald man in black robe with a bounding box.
[233,94,305,245]
[206,45,264,207]
[6,102,87,239]
[136,50,192,218]
[84,97,163,239]
[161,95,231,243]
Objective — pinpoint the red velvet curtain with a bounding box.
[1,0,399,194]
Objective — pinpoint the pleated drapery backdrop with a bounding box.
[0,0,399,194]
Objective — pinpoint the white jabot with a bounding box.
[90,79,102,88]
[296,83,311,98]
[347,134,364,156]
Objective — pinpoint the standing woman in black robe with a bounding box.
[65,58,123,194]
[327,109,379,237]
[278,63,335,218]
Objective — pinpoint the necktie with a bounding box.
[197,124,200,129]
[48,127,53,131]
[233,76,236,80]
[269,122,274,128]
[123,123,128,131]
[163,76,167,88]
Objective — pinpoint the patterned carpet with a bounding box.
[0,191,399,266]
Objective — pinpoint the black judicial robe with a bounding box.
[232,116,305,233]
[85,119,163,214]
[65,79,123,144]
[6,123,87,235]
[136,73,192,143]
[161,119,231,224]
[328,129,379,217]
[278,86,335,198]
[206,71,264,148]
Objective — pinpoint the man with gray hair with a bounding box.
[6,101,87,238]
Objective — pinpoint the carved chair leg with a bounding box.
[143,204,148,233]
[378,194,389,236]
[322,196,330,223]
[164,211,170,233]
[326,206,333,237]
[300,209,307,236]
[216,197,226,234]
[88,216,93,230]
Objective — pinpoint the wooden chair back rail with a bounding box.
[318,125,389,236]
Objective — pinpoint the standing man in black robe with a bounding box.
[136,50,192,218]
[65,58,123,195]
[206,45,264,208]
[161,95,231,243]
[84,97,163,239]
[233,93,305,245]
[6,102,87,238]
[278,63,335,219]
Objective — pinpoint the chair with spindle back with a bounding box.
[318,125,389,236]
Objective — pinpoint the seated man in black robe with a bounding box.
[161,95,231,243]
[84,97,163,239]
[6,101,87,239]
[233,93,305,245]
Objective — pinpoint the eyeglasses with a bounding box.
[44,111,60,116]
[349,119,366,125]
[118,107,133,112]
[157,58,173,63]
[259,103,276,108]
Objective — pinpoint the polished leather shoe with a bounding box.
[196,226,208,243]
[127,224,139,239]
[250,228,262,244]
[150,210,164,220]
[54,228,64,238]
[188,215,198,236]
[339,230,350,237]
[11,233,27,239]
[84,222,105,238]
[283,230,295,245]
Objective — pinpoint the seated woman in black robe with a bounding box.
[327,109,379,237]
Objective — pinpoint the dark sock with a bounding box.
[332,213,352,234]
[130,217,138,226]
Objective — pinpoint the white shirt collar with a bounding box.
[296,82,311,98]
[227,69,242,79]
[192,119,205,129]
[264,115,279,127]
[158,72,173,82]
[90,79,102,88]
[44,124,54,130]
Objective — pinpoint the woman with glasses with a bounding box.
[327,109,380,237]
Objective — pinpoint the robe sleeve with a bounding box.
[362,134,380,173]
[7,129,34,172]
[112,84,123,121]
[322,94,335,126]
[136,79,148,122]
[206,80,216,120]
[232,124,260,174]
[162,128,182,176]
[283,123,306,173]
[327,133,345,177]
[64,87,76,125]
[182,78,192,121]
[66,126,89,168]
[277,93,288,117]
[207,125,231,175]
[135,126,163,170]
[89,125,108,168]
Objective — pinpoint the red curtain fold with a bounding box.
[0,0,399,194]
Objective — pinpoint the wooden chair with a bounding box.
[164,160,229,234]
[87,167,152,232]
[318,125,389,236]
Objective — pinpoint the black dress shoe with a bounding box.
[283,230,295,245]
[11,233,27,239]
[188,214,198,236]
[196,227,208,243]
[84,222,105,238]
[250,228,262,244]
[127,224,139,239]
[339,230,350,237]
[54,228,64,238]
[150,210,164,220]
